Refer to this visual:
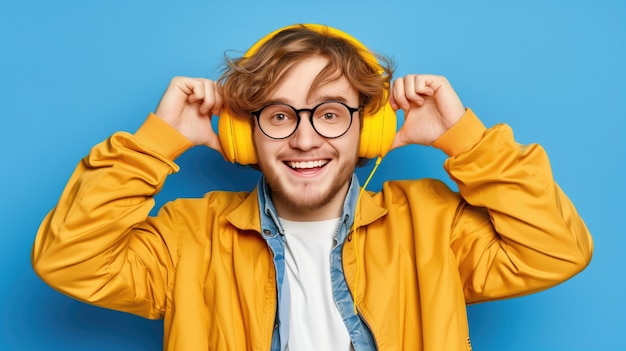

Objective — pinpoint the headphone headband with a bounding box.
[244,24,384,75]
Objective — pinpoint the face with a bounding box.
[253,55,361,221]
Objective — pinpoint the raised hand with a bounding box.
[389,74,466,150]
[154,77,224,153]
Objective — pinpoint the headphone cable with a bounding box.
[352,155,383,314]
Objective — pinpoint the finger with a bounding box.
[198,79,215,116]
[210,81,224,116]
[404,75,425,106]
[404,75,432,106]
[414,75,436,97]
[389,81,399,110]
[185,78,206,105]
[155,77,196,121]
[395,74,427,107]
[389,84,400,111]
[391,77,410,110]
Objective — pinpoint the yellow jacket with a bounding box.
[32,110,593,350]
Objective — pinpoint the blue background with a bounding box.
[1,0,624,350]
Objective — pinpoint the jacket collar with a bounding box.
[352,183,388,228]
[225,174,388,232]
[225,186,263,232]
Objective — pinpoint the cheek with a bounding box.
[333,136,361,162]
[252,131,267,167]
[347,124,362,154]
[253,130,282,166]
[252,129,267,154]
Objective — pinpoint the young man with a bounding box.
[32,24,593,350]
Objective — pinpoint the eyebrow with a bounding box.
[267,95,350,106]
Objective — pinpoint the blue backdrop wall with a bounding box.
[1,1,624,350]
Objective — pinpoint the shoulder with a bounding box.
[365,179,465,224]
[376,179,461,204]
[161,190,253,218]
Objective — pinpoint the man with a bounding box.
[32,24,593,350]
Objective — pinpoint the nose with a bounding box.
[289,114,324,151]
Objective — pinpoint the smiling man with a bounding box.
[252,55,361,221]
[32,24,593,351]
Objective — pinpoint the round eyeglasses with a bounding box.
[251,101,359,139]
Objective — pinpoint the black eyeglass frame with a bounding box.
[251,100,360,140]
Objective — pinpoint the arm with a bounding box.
[391,75,593,302]
[440,110,592,302]
[32,77,222,318]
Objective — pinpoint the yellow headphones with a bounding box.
[218,24,397,165]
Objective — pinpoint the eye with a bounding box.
[260,104,296,126]
[272,113,288,121]
[322,112,337,120]
[269,112,296,124]
[315,106,345,125]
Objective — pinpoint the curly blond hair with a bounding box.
[218,25,394,119]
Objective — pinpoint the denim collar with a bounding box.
[225,172,387,237]
[257,173,363,241]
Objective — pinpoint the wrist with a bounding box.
[431,108,487,157]
[134,113,194,160]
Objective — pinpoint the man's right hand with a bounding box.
[155,77,224,153]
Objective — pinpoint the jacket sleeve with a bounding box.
[434,109,593,303]
[31,114,194,319]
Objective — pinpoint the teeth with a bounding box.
[288,160,328,169]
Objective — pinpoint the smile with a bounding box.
[286,160,329,169]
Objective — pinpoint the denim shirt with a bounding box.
[256,174,377,351]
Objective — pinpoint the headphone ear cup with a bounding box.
[218,110,258,165]
[359,102,397,158]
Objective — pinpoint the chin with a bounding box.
[277,181,337,209]
[266,175,350,218]
[260,155,357,217]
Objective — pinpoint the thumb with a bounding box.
[389,130,409,151]
[202,122,225,156]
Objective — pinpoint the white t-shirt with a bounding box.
[280,217,352,351]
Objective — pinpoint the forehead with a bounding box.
[269,55,359,106]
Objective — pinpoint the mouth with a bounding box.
[285,159,330,171]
